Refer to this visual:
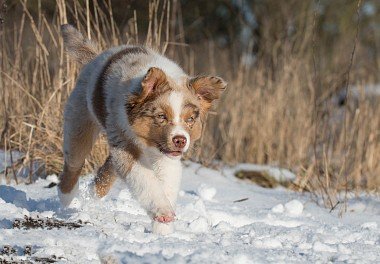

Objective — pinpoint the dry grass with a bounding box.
[0,0,379,208]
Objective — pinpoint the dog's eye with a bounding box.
[186,116,195,124]
[157,113,167,121]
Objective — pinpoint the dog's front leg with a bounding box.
[130,161,177,235]
[152,159,182,235]
[111,148,175,234]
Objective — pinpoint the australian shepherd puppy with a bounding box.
[58,25,227,234]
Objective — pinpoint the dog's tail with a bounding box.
[61,24,99,65]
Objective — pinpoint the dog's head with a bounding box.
[127,67,227,159]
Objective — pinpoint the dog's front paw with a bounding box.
[153,208,176,223]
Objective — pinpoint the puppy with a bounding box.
[58,24,227,234]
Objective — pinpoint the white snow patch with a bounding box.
[253,238,282,249]
[196,184,217,201]
[338,244,352,254]
[46,174,59,183]
[57,180,79,208]
[361,222,377,230]
[233,254,251,264]
[284,199,303,216]
[208,210,254,228]
[347,201,367,212]
[313,241,337,253]
[188,217,209,233]
[298,243,312,250]
[213,221,234,232]
[264,218,303,228]
[271,203,284,213]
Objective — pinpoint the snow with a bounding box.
[196,184,216,201]
[313,241,337,253]
[361,222,378,230]
[271,204,284,213]
[284,200,304,216]
[0,160,379,263]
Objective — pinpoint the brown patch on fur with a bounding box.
[189,76,227,113]
[130,114,165,149]
[93,46,148,127]
[190,121,202,142]
[59,117,99,194]
[128,88,184,149]
[159,104,175,122]
[104,124,141,183]
[111,147,139,181]
[181,104,202,141]
[122,139,141,161]
[58,163,82,193]
[126,68,172,125]
[137,67,169,103]
[95,156,116,197]
[107,124,142,165]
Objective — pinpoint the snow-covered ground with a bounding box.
[0,161,379,263]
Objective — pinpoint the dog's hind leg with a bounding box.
[58,87,99,207]
[94,155,116,197]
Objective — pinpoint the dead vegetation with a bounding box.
[1,244,61,263]
[0,215,85,263]
[12,215,87,230]
[0,0,379,209]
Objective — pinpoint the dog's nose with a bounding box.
[172,135,187,149]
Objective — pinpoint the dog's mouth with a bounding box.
[159,148,183,157]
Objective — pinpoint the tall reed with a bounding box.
[0,0,378,209]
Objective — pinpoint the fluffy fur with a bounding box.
[58,24,227,235]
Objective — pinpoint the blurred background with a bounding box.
[0,0,379,206]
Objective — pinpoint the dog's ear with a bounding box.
[189,76,227,112]
[138,67,168,102]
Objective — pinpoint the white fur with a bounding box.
[168,91,190,151]
[169,91,183,123]
[125,160,173,214]
[118,147,182,235]
[153,152,183,206]
[152,156,182,235]
[150,53,186,83]
[58,180,79,207]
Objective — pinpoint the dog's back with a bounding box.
[61,24,186,131]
